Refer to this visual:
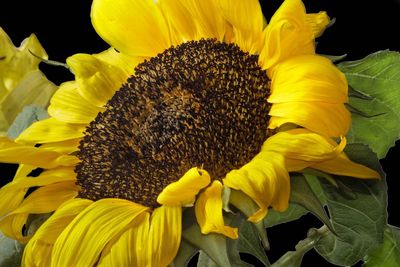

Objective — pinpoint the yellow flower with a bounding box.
[0,0,380,266]
[0,28,57,134]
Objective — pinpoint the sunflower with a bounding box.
[0,28,57,135]
[0,0,380,266]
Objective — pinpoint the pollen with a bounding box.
[75,39,271,208]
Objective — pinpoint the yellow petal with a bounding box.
[195,181,238,239]
[223,151,290,222]
[41,139,81,154]
[0,166,69,217]
[159,0,197,44]
[1,167,75,196]
[259,0,314,70]
[157,167,211,206]
[51,199,149,267]
[269,102,351,137]
[15,117,85,145]
[98,213,150,267]
[91,0,171,57]
[0,136,79,168]
[94,47,144,76]
[148,205,182,267]
[22,198,92,267]
[306,11,330,38]
[48,81,102,124]
[181,0,226,41]
[268,55,348,104]
[67,53,128,107]
[217,0,264,53]
[10,181,78,215]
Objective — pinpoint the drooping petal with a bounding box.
[268,55,348,103]
[15,118,85,144]
[195,180,238,238]
[180,0,226,41]
[264,129,380,178]
[51,199,149,267]
[91,0,171,57]
[269,102,351,138]
[148,205,182,267]
[157,167,211,206]
[217,0,264,53]
[259,0,315,70]
[22,198,93,267]
[224,151,290,222]
[312,153,381,178]
[98,213,150,267]
[67,53,128,108]
[48,81,103,124]
[0,136,79,168]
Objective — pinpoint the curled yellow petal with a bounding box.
[67,53,128,108]
[157,167,211,206]
[306,11,330,38]
[195,180,238,239]
[259,0,315,70]
[224,152,290,222]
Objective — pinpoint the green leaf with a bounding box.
[364,225,400,267]
[290,174,334,233]
[338,50,400,158]
[197,251,219,267]
[229,190,269,249]
[0,231,23,267]
[264,203,307,228]
[235,221,270,267]
[314,144,387,266]
[171,240,198,267]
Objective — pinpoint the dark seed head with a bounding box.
[75,39,271,208]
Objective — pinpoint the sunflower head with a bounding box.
[76,39,272,208]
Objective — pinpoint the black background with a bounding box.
[1,1,399,266]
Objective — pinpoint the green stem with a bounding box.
[271,225,330,267]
